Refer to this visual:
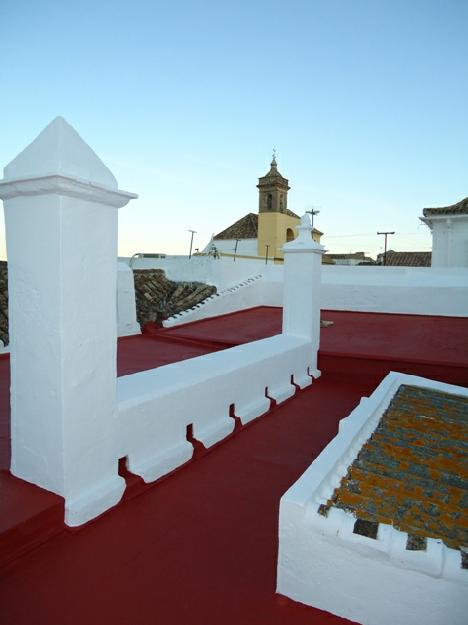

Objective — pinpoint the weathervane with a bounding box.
[306,206,320,230]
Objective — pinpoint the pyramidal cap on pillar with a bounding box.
[283,213,325,254]
[0,116,137,207]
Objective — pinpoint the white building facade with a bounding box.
[421,197,468,267]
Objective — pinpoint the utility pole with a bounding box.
[377,231,395,266]
[265,244,270,265]
[188,229,196,260]
[233,238,240,262]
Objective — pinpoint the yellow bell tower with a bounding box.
[257,153,299,262]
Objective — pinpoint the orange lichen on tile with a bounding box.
[327,385,468,550]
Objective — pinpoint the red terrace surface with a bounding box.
[159,306,468,368]
[0,308,467,625]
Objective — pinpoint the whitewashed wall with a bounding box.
[163,274,265,327]
[429,216,468,268]
[143,258,468,324]
[321,265,468,317]
[118,334,314,482]
[118,215,322,502]
[117,262,141,336]
[120,254,276,290]
[201,237,259,258]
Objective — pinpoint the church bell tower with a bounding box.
[257,153,299,262]
[257,151,290,214]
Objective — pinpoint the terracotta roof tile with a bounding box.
[133,269,216,326]
[423,197,468,217]
[214,210,321,241]
[327,384,468,551]
[0,264,216,339]
[380,251,431,267]
[283,207,300,219]
[214,213,258,240]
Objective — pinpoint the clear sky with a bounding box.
[1,0,466,259]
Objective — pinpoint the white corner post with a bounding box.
[282,213,324,375]
[0,117,137,525]
[117,261,141,337]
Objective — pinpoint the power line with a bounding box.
[324,231,425,239]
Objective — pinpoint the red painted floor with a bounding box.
[162,307,468,368]
[0,308,467,625]
[1,372,369,625]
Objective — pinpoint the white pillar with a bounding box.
[282,214,324,372]
[0,117,137,525]
[117,262,141,337]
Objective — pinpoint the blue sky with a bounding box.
[1,0,466,259]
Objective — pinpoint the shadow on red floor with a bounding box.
[0,307,467,625]
[1,371,369,625]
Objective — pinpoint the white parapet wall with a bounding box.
[125,254,271,290]
[277,371,468,625]
[123,257,468,322]
[116,216,322,494]
[117,334,315,482]
[321,265,468,317]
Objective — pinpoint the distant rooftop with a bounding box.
[423,197,468,217]
[379,251,432,267]
[213,212,322,240]
[324,252,375,263]
[214,212,258,239]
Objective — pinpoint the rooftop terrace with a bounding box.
[1,307,467,625]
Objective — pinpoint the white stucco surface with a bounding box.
[4,116,118,189]
[321,265,468,316]
[277,371,468,625]
[163,274,265,327]
[282,214,324,350]
[124,254,274,290]
[117,333,316,482]
[117,215,322,494]
[0,117,137,526]
[202,237,259,258]
[128,255,468,323]
[117,262,141,337]
[421,213,468,268]
[1,131,321,528]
